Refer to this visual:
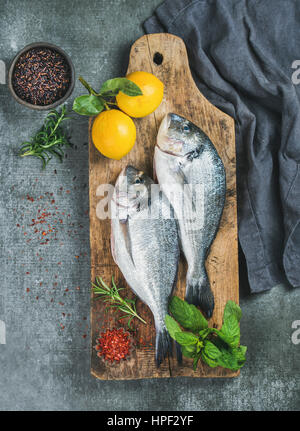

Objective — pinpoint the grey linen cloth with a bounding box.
[144,0,300,293]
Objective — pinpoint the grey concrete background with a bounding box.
[0,0,299,411]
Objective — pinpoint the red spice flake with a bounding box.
[66,190,70,194]
[26,195,34,202]
[94,328,132,363]
[26,272,30,275]
[26,288,30,293]
[82,334,87,339]
[58,302,64,306]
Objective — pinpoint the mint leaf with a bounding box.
[181,345,197,358]
[165,315,182,341]
[174,331,199,346]
[203,340,222,360]
[219,315,240,348]
[199,328,214,340]
[196,340,204,353]
[193,353,201,371]
[201,341,222,368]
[100,78,142,97]
[232,345,247,367]
[169,296,208,332]
[201,351,219,368]
[223,300,242,323]
[212,338,246,371]
[73,95,104,116]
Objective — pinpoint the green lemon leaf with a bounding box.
[174,331,199,346]
[223,300,242,323]
[72,95,104,116]
[219,314,240,348]
[165,315,182,341]
[169,296,208,332]
[100,78,142,97]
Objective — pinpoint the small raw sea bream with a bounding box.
[154,113,226,318]
[110,166,180,366]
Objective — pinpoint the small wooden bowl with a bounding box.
[8,42,75,110]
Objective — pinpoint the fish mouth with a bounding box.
[156,141,183,157]
[157,113,184,156]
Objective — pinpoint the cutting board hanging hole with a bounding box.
[153,52,163,65]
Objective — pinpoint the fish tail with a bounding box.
[155,326,173,368]
[185,269,215,318]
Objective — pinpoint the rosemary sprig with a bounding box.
[19,105,72,169]
[92,276,147,330]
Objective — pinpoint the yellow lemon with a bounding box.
[92,109,136,160]
[116,71,164,118]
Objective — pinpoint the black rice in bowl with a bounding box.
[12,47,71,106]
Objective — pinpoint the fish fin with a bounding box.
[155,327,173,368]
[111,219,136,275]
[185,270,215,318]
[119,221,135,268]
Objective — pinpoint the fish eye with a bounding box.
[183,125,190,132]
[135,178,142,184]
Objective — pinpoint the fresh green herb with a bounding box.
[19,105,72,169]
[165,297,247,372]
[169,295,208,332]
[72,76,142,116]
[92,276,147,330]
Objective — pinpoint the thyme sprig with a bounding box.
[92,276,147,330]
[19,105,72,169]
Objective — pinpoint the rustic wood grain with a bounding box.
[90,33,239,380]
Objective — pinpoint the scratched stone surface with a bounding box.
[0,0,299,411]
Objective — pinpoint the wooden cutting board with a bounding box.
[89,33,239,380]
